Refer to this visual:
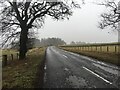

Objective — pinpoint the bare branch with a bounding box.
[0,0,81,49]
[98,0,119,30]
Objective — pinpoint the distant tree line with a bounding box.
[11,37,66,49]
[70,41,86,45]
[39,38,66,47]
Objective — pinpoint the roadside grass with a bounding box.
[63,49,120,66]
[2,47,46,88]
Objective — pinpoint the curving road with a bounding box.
[43,46,120,88]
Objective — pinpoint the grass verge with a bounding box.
[63,49,120,66]
[2,47,46,88]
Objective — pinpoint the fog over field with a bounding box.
[38,0,118,44]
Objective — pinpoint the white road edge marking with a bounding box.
[83,66,112,85]
[63,55,68,58]
[44,65,47,70]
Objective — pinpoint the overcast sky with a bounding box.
[38,0,118,44]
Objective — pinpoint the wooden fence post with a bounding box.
[11,54,13,60]
[96,46,97,52]
[17,53,19,60]
[115,45,117,53]
[107,46,109,52]
[2,55,7,67]
[100,46,102,52]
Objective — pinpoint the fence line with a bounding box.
[2,53,19,67]
[60,43,120,53]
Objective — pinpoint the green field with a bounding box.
[2,49,18,55]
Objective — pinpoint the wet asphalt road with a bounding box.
[43,46,120,88]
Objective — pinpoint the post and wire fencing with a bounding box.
[2,53,19,67]
[60,43,120,54]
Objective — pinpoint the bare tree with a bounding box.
[98,0,120,30]
[0,0,81,60]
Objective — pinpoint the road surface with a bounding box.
[43,46,120,88]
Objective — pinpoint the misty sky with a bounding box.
[38,0,118,44]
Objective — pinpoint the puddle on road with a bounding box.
[44,72,47,82]
[66,75,87,88]
[64,68,69,72]
[93,63,119,75]
[44,65,47,70]
[43,64,47,84]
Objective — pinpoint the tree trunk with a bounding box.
[19,25,28,60]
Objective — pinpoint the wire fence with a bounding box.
[60,43,120,53]
[2,53,19,67]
